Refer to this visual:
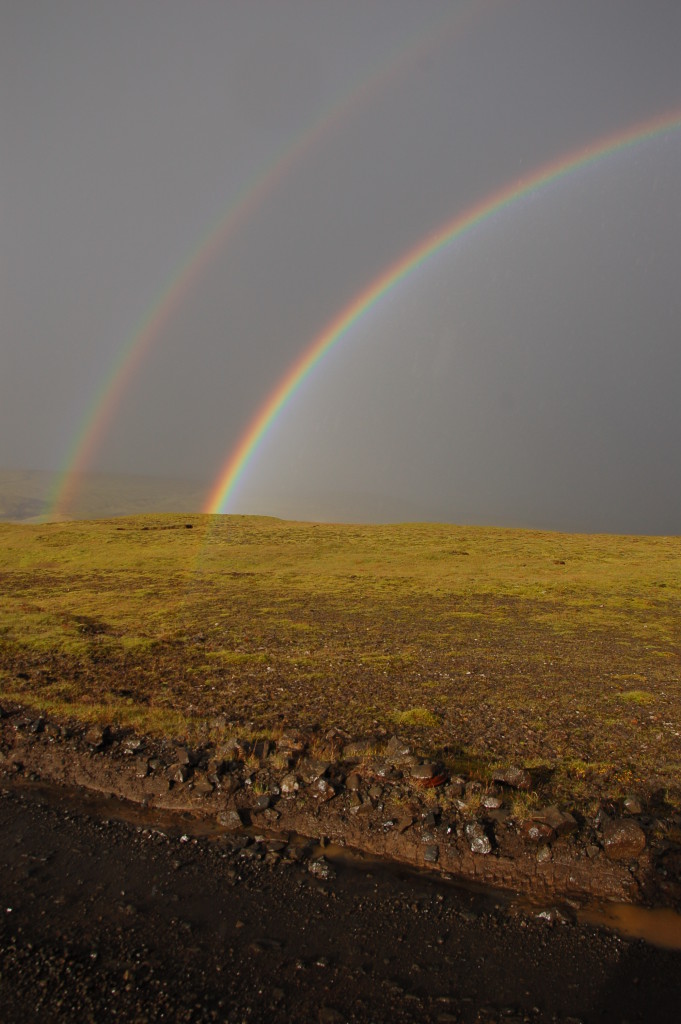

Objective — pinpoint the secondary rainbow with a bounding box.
[48,3,483,519]
[205,106,681,514]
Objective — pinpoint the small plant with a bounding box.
[508,790,540,821]
[392,707,440,729]
[617,689,656,706]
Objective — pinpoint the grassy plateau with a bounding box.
[1,514,680,809]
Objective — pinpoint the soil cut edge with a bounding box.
[2,702,680,911]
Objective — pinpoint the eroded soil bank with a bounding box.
[2,704,681,912]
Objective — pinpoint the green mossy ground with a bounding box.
[1,514,680,808]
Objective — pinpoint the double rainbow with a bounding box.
[205,107,681,514]
[48,2,483,518]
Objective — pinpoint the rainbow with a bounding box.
[205,107,681,515]
[48,3,483,518]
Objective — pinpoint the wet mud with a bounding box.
[3,781,681,1023]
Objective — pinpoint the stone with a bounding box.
[217,808,244,830]
[536,844,552,864]
[311,778,337,802]
[493,766,532,790]
[299,759,330,783]
[423,845,439,864]
[123,736,145,754]
[83,724,109,750]
[174,747,192,766]
[533,805,577,836]
[29,717,45,734]
[278,732,306,756]
[481,794,503,810]
[368,784,383,801]
[253,794,271,810]
[192,776,215,797]
[345,772,362,791]
[411,763,438,780]
[623,796,643,816]
[167,763,192,784]
[308,857,335,880]
[133,758,149,779]
[464,821,492,855]
[601,818,646,861]
[521,820,555,844]
[385,735,413,762]
[207,756,226,777]
[281,773,300,796]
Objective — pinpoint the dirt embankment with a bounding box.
[2,703,680,910]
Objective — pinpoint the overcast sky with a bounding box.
[2,0,680,533]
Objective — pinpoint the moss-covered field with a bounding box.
[1,514,679,806]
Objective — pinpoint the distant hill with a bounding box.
[0,468,210,523]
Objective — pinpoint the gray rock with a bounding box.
[167,763,192,784]
[411,763,439,781]
[481,794,503,810]
[299,759,330,783]
[281,773,300,796]
[623,796,643,816]
[123,736,145,754]
[464,821,492,855]
[493,766,532,790]
[217,808,244,830]
[601,817,646,861]
[423,845,439,863]
[385,735,413,762]
[311,777,337,802]
[308,857,335,880]
[253,794,271,810]
[536,844,552,864]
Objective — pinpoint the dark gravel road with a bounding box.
[1,783,680,1023]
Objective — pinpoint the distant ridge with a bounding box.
[0,469,209,523]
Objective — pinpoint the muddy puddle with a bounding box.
[8,775,681,952]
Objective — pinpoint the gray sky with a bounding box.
[2,0,680,533]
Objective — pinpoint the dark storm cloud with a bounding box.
[1,1,680,532]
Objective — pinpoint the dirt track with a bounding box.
[2,782,681,1024]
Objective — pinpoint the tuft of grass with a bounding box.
[616,689,656,706]
[392,707,441,729]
